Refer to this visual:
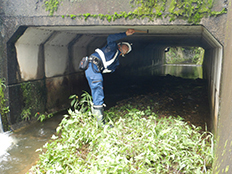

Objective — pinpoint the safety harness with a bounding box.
[94,48,119,73]
[88,55,103,73]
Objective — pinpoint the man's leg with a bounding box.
[85,63,105,125]
[85,63,104,105]
[90,76,105,126]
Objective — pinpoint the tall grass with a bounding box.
[29,105,214,174]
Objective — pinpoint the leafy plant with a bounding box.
[0,78,9,115]
[29,104,214,173]
[69,91,92,113]
[21,107,32,121]
[165,46,204,64]
[0,78,10,131]
[35,112,54,122]
[193,47,205,65]
[43,0,60,16]
[19,81,46,122]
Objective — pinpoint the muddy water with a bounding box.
[0,115,63,174]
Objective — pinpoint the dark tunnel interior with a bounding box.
[7,25,223,132]
[101,61,211,130]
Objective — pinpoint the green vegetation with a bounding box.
[165,47,205,64]
[20,81,46,122]
[35,112,54,122]
[21,107,32,121]
[69,91,92,112]
[29,93,214,173]
[44,0,60,16]
[43,0,227,24]
[20,82,34,121]
[0,78,10,131]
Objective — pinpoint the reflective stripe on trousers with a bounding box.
[85,62,104,106]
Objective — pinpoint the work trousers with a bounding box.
[85,62,104,106]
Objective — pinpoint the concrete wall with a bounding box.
[6,28,91,126]
[1,1,232,171]
[0,0,227,127]
[213,1,232,173]
[203,46,223,131]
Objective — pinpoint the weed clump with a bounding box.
[29,104,214,173]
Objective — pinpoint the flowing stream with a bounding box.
[0,115,63,174]
[0,64,202,174]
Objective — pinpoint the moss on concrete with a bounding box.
[44,0,227,24]
[44,0,60,16]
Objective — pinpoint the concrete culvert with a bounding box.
[0,0,231,172]
[9,25,222,134]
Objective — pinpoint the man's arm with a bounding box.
[107,29,135,44]
[126,29,135,36]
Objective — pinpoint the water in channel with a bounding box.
[162,64,202,79]
[0,64,202,174]
[0,115,64,174]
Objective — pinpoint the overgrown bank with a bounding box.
[29,93,214,173]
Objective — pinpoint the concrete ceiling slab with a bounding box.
[45,32,77,46]
[16,28,53,45]
[35,25,220,49]
[15,25,221,51]
[37,25,203,35]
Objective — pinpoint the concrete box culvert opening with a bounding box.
[8,25,222,133]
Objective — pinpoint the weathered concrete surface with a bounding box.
[1,0,132,17]
[0,0,228,83]
[213,1,232,173]
[0,0,232,171]
[0,0,227,125]
[0,0,229,159]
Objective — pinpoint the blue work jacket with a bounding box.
[91,32,127,73]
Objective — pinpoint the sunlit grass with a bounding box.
[29,105,214,174]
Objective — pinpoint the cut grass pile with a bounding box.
[29,105,214,174]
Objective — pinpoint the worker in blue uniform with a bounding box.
[85,28,135,126]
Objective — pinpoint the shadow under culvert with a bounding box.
[104,74,211,131]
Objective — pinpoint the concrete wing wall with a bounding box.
[213,1,232,173]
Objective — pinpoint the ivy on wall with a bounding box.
[44,0,60,16]
[0,78,10,131]
[44,0,227,24]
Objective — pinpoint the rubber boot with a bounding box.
[92,105,105,127]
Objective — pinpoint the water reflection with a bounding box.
[148,64,202,79]
[163,64,202,79]
[0,115,63,174]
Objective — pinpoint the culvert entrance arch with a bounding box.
[8,25,222,133]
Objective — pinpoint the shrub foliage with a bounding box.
[29,104,213,173]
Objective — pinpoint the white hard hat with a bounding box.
[118,42,132,56]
